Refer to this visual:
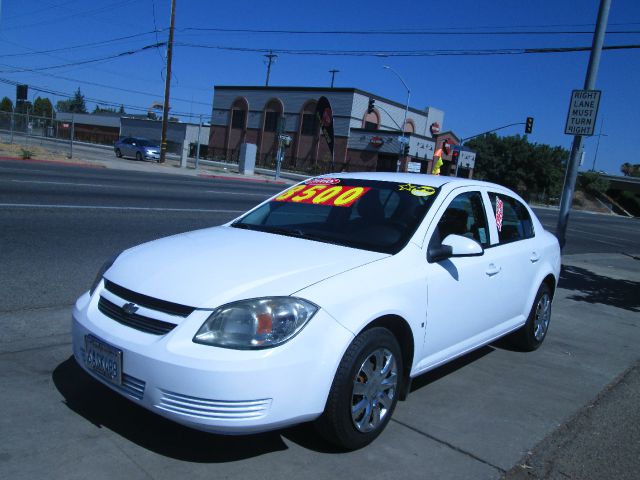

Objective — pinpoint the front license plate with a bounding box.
[84,335,122,386]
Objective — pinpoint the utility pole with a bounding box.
[159,0,177,164]
[264,50,277,86]
[329,69,339,88]
[556,0,610,249]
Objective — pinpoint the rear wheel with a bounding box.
[135,151,142,161]
[315,327,402,450]
[115,148,122,158]
[509,283,552,351]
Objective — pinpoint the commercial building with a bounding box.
[207,86,470,176]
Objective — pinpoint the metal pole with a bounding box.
[383,66,411,173]
[25,105,30,146]
[159,0,177,164]
[195,114,202,170]
[591,117,606,171]
[329,69,339,88]
[69,114,74,158]
[275,115,285,179]
[10,107,14,144]
[556,0,610,249]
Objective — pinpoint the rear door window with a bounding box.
[488,193,534,244]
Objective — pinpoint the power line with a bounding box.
[2,0,143,31]
[0,42,166,73]
[178,26,640,36]
[175,42,640,57]
[0,63,210,106]
[0,30,165,58]
[0,77,208,118]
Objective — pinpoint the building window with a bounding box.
[301,113,318,136]
[264,111,279,132]
[231,109,246,129]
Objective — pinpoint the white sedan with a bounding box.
[72,172,561,450]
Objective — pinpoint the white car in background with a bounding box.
[72,172,561,450]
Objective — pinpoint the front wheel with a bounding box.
[508,283,552,351]
[315,327,402,450]
[135,151,142,161]
[115,148,122,158]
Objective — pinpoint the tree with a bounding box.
[56,87,87,113]
[465,133,568,201]
[620,162,640,177]
[577,171,610,195]
[0,96,13,112]
[32,97,53,118]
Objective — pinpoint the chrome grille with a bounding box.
[157,391,272,420]
[121,373,146,400]
[98,297,177,335]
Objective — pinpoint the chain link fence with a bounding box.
[0,111,58,143]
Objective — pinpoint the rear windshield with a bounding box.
[231,178,440,254]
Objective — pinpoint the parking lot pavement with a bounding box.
[504,360,640,480]
[0,253,638,478]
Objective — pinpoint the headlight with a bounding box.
[193,297,318,349]
[89,253,120,296]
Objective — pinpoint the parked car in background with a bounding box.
[72,172,561,450]
[114,137,160,162]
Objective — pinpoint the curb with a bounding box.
[197,172,289,185]
[0,156,106,169]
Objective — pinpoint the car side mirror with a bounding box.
[428,234,484,263]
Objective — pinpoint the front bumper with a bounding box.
[143,150,160,160]
[72,291,353,434]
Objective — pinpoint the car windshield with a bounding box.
[136,139,153,147]
[231,178,440,254]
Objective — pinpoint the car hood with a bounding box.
[104,226,387,308]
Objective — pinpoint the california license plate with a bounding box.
[84,335,122,386]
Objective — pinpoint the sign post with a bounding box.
[556,0,610,250]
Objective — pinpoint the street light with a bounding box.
[383,65,411,172]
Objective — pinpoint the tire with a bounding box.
[315,327,402,450]
[135,151,142,161]
[115,148,122,158]
[508,283,552,351]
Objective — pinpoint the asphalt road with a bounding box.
[1,160,638,479]
[0,160,283,312]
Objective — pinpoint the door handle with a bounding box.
[485,264,502,277]
[530,252,540,263]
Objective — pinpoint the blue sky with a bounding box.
[0,0,638,175]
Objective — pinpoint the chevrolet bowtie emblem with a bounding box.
[122,302,139,315]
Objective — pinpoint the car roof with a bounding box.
[319,172,504,191]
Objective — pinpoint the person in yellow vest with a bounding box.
[432,147,444,175]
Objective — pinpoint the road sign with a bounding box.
[565,90,601,136]
[458,150,476,169]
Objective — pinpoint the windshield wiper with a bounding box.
[232,223,339,245]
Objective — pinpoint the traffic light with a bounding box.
[525,116,534,134]
[403,144,410,156]
[367,98,375,114]
[451,148,460,165]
